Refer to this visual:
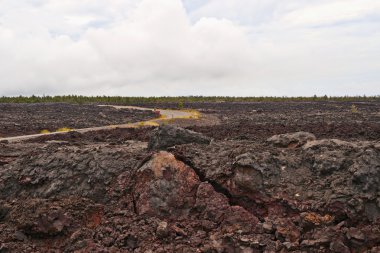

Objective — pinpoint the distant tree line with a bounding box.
[0,95,379,104]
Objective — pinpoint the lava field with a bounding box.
[0,101,379,252]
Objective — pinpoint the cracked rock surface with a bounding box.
[0,101,379,252]
[148,125,211,151]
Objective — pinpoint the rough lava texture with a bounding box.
[0,103,156,137]
[148,125,211,151]
[186,101,380,142]
[172,136,380,252]
[0,101,379,252]
[133,151,200,218]
[267,131,316,148]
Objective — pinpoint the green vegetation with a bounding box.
[0,95,379,104]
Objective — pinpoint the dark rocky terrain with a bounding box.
[0,101,379,252]
[0,103,156,137]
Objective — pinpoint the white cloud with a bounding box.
[0,0,379,96]
[281,0,380,27]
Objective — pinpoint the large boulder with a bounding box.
[132,151,260,238]
[148,125,211,150]
[133,151,201,218]
[267,131,316,148]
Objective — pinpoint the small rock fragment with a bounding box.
[156,221,169,238]
[267,132,316,148]
[346,227,365,241]
[171,225,187,237]
[330,240,350,253]
[262,222,274,233]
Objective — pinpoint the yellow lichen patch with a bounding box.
[303,212,334,225]
[56,127,72,132]
[158,114,167,120]
[117,121,160,128]
[190,110,201,119]
[142,121,160,127]
[40,129,50,134]
[351,104,358,113]
[180,109,201,119]
[121,123,138,128]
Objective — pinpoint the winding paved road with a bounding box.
[0,105,198,143]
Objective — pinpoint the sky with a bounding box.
[0,0,379,96]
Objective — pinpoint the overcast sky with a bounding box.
[0,0,379,96]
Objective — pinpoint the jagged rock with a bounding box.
[233,153,263,192]
[13,231,28,242]
[0,204,10,221]
[346,227,365,241]
[148,125,211,150]
[133,151,201,218]
[171,224,187,236]
[303,139,357,150]
[369,246,380,253]
[0,143,146,203]
[156,221,169,238]
[262,222,274,233]
[330,240,350,253]
[195,182,231,223]
[124,235,138,249]
[1,101,380,253]
[232,152,279,192]
[10,200,69,237]
[350,148,380,194]
[301,238,330,247]
[195,182,259,246]
[283,242,299,250]
[275,221,300,243]
[8,197,101,239]
[364,202,380,222]
[309,150,348,175]
[267,131,316,148]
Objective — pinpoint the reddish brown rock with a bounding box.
[9,199,69,237]
[275,220,300,243]
[346,227,366,241]
[133,151,201,218]
[330,240,350,253]
[156,221,169,238]
[1,101,380,252]
[195,182,259,234]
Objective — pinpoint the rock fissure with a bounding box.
[173,152,233,199]
[172,152,274,222]
[1,101,380,252]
